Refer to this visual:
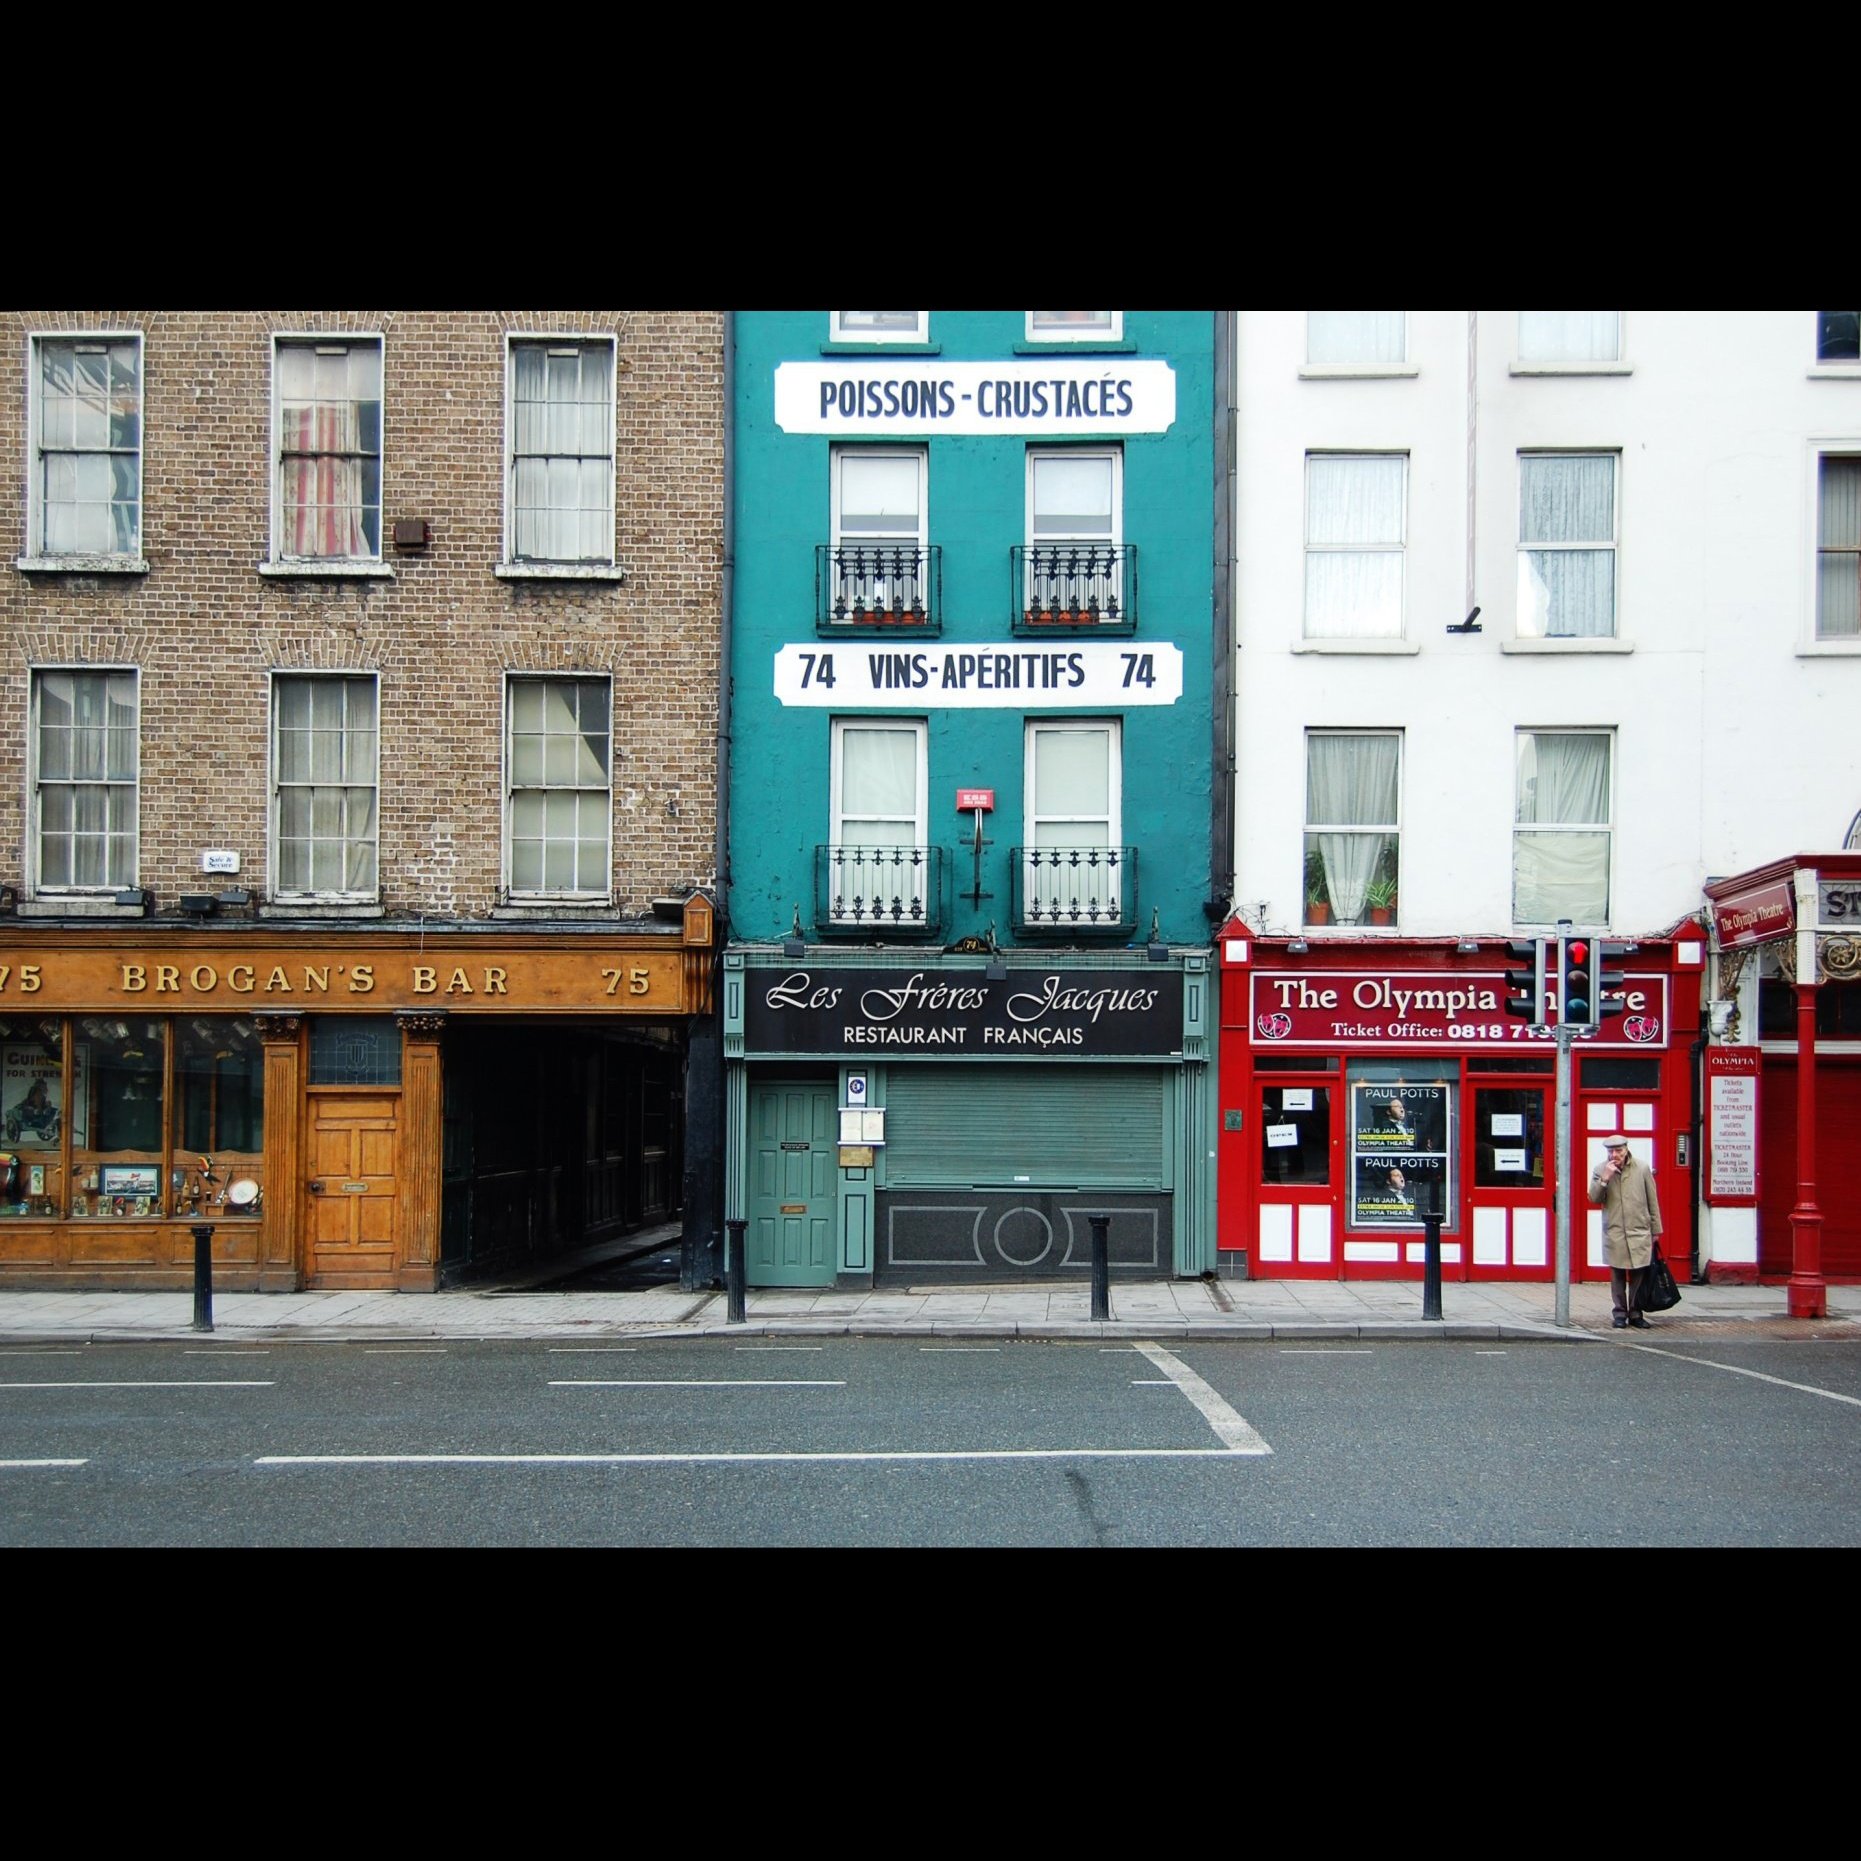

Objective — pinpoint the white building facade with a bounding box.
[1218,311,1861,1289]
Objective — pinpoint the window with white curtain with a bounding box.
[830,718,927,925]
[272,339,381,560]
[1027,311,1123,343]
[1305,453,1405,639]
[505,677,612,898]
[1304,732,1400,929]
[1027,446,1123,621]
[272,675,379,900]
[505,340,615,564]
[29,336,141,558]
[1817,456,1861,639]
[1517,312,1621,363]
[831,312,927,343]
[1514,730,1612,926]
[830,447,926,620]
[1816,313,1858,363]
[1306,312,1405,365]
[1517,453,1617,638]
[1024,719,1124,927]
[32,669,138,893]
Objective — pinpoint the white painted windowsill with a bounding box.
[1298,364,1419,380]
[1500,637,1635,654]
[493,562,626,582]
[15,554,149,575]
[258,560,395,580]
[258,901,384,919]
[17,897,147,918]
[1508,361,1633,376]
[1292,638,1422,654]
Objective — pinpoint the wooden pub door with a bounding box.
[305,1091,400,1288]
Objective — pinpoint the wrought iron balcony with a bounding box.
[815,843,948,937]
[1010,544,1137,634]
[1011,845,1137,935]
[815,543,942,634]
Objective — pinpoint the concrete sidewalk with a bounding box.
[1,1262,1856,1345]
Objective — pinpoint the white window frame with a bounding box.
[829,445,928,621]
[30,666,140,896]
[269,672,381,904]
[1516,451,1619,641]
[1304,312,1406,367]
[830,312,928,344]
[1303,451,1407,641]
[1814,450,1861,646]
[268,335,384,566]
[1511,312,1630,375]
[829,717,928,927]
[1512,728,1614,929]
[25,332,144,565]
[1023,718,1124,928]
[1303,730,1402,931]
[1025,311,1123,344]
[503,673,615,902]
[1025,444,1124,620]
[501,336,617,570]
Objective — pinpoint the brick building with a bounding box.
[0,311,723,1291]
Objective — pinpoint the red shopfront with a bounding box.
[1216,921,1702,1282]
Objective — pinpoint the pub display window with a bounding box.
[1472,1086,1545,1188]
[1347,1060,1456,1228]
[0,1015,265,1218]
[1260,1085,1331,1185]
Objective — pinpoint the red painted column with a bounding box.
[1787,972,1827,1319]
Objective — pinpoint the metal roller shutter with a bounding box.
[882,1064,1167,1186]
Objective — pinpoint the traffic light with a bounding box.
[1595,940,1631,1021]
[1504,938,1548,1024]
[1561,933,1597,1028]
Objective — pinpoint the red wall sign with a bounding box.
[1704,1046,1761,1205]
[1714,880,1794,948]
[1248,968,1671,1050]
[956,788,995,811]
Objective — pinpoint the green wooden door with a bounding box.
[747,1083,837,1286]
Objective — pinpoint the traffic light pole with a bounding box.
[1553,1022,1574,1328]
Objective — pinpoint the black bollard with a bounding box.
[726,1217,746,1325]
[191,1224,215,1333]
[1089,1213,1110,1322]
[1421,1212,1442,1321]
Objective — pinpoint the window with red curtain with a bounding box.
[275,341,381,559]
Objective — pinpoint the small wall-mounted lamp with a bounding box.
[114,887,151,911]
[216,888,253,909]
[1287,938,1309,955]
[1456,939,1481,953]
[985,922,1007,982]
[179,894,218,917]
[1146,908,1169,962]
[1708,1000,1736,1039]
[782,906,808,959]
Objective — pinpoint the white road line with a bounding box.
[364,1348,448,1355]
[185,1350,270,1357]
[0,1380,275,1390]
[1132,1378,1175,1385]
[1632,1341,1861,1407]
[0,1458,87,1468]
[0,1349,82,1357]
[256,1447,1253,1467]
[1133,1340,1274,1455]
[921,1346,1000,1353]
[1475,1350,1508,1356]
[548,1379,846,1389]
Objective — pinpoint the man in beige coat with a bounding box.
[1588,1135,1663,1330]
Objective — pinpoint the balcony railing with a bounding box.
[1010,544,1137,634]
[815,843,948,937]
[1011,845,1137,934]
[815,543,942,634]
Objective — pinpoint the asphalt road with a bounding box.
[3,1333,1857,1546]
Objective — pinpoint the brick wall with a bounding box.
[0,310,722,916]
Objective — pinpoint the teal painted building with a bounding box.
[723,312,1229,1286]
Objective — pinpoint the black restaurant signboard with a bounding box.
[742,965,1185,1058]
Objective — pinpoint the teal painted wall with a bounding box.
[728,311,1218,950]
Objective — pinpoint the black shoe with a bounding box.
[1627,1312,1651,1329]
[1613,1316,1629,1329]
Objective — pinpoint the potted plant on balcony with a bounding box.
[1304,850,1331,927]
[1364,874,1397,926]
